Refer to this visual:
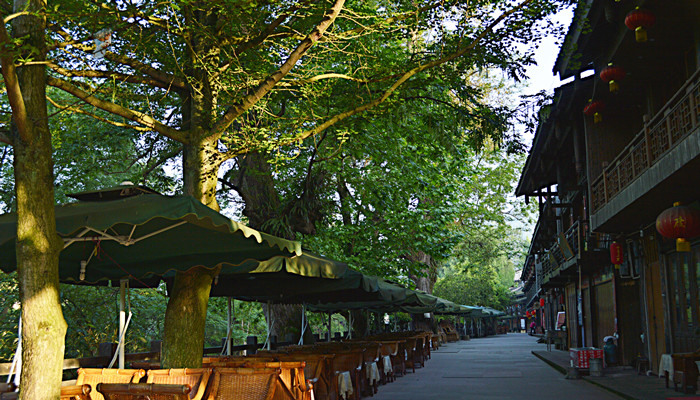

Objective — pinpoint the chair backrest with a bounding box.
[330,352,362,374]
[97,383,190,400]
[60,384,92,400]
[362,343,381,363]
[147,368,212,400]
[77,369,145,400]
[207,367,280,400]
[379,341,398,357]
[277,353,333,400]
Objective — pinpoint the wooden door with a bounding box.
[593,281,615,348]
[666,249,700,353]
[645,260,666,373]
[565,283,579,348]
[583,287,593,347]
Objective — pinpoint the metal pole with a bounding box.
[119,279,126,369]
[226,298,233,355]
[347,311,353,339]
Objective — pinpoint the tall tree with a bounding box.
[0,0,67,398]
[41,0,565,364]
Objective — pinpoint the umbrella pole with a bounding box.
[347,311,353,339]
[226,298,233,356]
[327,312,332,342]
[394,313,398,332]
[119,279,126,369]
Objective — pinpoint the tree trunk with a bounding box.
[10,1,68,398]
[261,303,314,344]
[161,136,223,368]
[161,266,219,368]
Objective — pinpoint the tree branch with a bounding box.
[277,0,534,147]
[48,63,182,91]
[50,27,186,89]
[0,18,29,143]
[141,145,183,180]
[46,96,152,132]
[47,76,187,143]
[209,0,346,137]
[0,130,13,145]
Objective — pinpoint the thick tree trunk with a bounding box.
[162,5,223,364]
[161,266,219,368]
[10,1,68,398]
[162,137,222,368]
[261,303,314,344]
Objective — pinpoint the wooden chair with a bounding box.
[430,334,440,350]
[77,369,146,400]
[420,333,431,360]
[206,367,280,400]
[146,369,211,400]
[377,341,400,383]
[329,352,362,400]
[275,355,332,400]
[413,337,425,368]
[61,384,93,400]
[671,349,700,394]
[97,383,190,400]
[360,343,381,396]
[0,383,16,400]
[404,337,417,373]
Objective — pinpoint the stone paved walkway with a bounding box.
[371,333,620,400]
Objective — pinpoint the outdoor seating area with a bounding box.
[39,331,444,400]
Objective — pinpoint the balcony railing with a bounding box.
[590,69,700,213]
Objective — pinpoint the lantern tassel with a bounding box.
[609,80,620,93]
[635,27,647,43]
[676,238,691,252]
[594,112,602,123]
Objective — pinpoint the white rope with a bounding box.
[298,304,307,345]
[7,314,21,385]
[109,282,132,368]
[108,310,132,368]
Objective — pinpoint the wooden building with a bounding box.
[517,0,700,372]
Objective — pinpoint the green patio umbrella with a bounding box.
[208,261,404,305]
[0,188,301,284]
[0,186,302,367]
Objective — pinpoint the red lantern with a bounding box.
[539,298,545,307]
[583,100,605,123]
[525,311,530,317]
[656,202,700,252]
[600,64,626,93]
[625,8,656,43]
[610,241,624,269]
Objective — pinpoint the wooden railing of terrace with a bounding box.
[590,70,700,213]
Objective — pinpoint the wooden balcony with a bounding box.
[539,220,611,287]
[590,70,700,213]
